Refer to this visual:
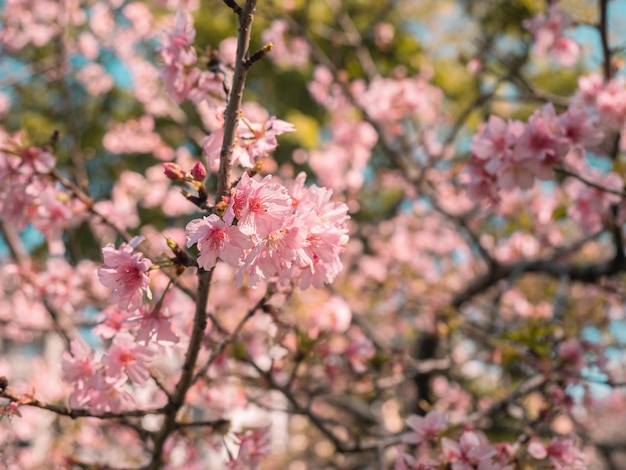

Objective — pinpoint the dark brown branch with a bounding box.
[599,0,612,81]
[451,242,626,309]
[216,0,258,200]
[146,267,213,469]
[223,0,242,15]
[1,388,166,419]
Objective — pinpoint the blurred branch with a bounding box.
[0,387,166,419]
[451,237,626,309]
[599,0,612,81]
[50,168,133,243]
[327,0,378,80]
[462,373,548,425]
[0,222,76,348]
[555,165,626,197]
[192,295,267,383]
[0,222,28,267]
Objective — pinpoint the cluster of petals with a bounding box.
[574,73,626,141]
[186,172,349,289]
[97,236,153,312]
[203,111,296,172]
[0,0,68,51]
[62,340,135,414]
[465,102,604,204]
[403,410,446,445]
[103,115,173,160]
[101,333,156,384]
[524,4,580,67]
[563,166,623,233]
[159,10,227,104]
[226,425,271,470]
[352,75,443,136]
[396,423,515,470]
[306,69,443,192]
[0,133,85,253]
[441,431,501,470]
[62,332,158,414]
[261,20,310,68]
[527,437,587,469]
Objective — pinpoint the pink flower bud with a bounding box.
[190,162,207,181]
[162,162,185,180]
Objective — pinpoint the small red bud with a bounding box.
[162,162,185,180]
[190,162,207,181]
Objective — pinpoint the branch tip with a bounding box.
[245,42,273,68]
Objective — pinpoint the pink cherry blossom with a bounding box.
[463,157,500,205]
[403,410,446,445]
[441,430,498,470]
[236,219,308,288]
[76,370,136,414]
[61,339,98,387]
[528,437,587,469]
[227,425,271,470]
[525,4,580,67]
[564,168,623,233]
[186,214,253,270]
[262,19,310,68]
[160,10,195,64]
[513,104,567,180]
[94,305,134,339]
[471,116,524,163]
[225,173,292,238]
[98,236,153,312]
[133,305,180,345]
[559,106,604,150]
[101,333,156,383]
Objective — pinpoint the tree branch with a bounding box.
[147,1,258,467]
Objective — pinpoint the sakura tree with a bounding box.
[0,0,625,468]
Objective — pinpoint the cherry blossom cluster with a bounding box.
[0,132,86,254]
[574,72,626,139]
[0,0,67,50]
[98,236,153,312]
[524,4,581,67]
[351,74,443,136]
[0,132,55,226]
[186,171,349,289]
[396,410,587,469]
[305,65,444,192]
[58,236,187,413]
[261,19,310,69]
[96,237,181,339]
[103,115,174,161]
[465,101,605,204]
[61,337,155,414]
[159,10,230,104]
[226,425,271,470]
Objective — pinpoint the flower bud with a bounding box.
[190,162,207,181]
[162,162,185,180]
